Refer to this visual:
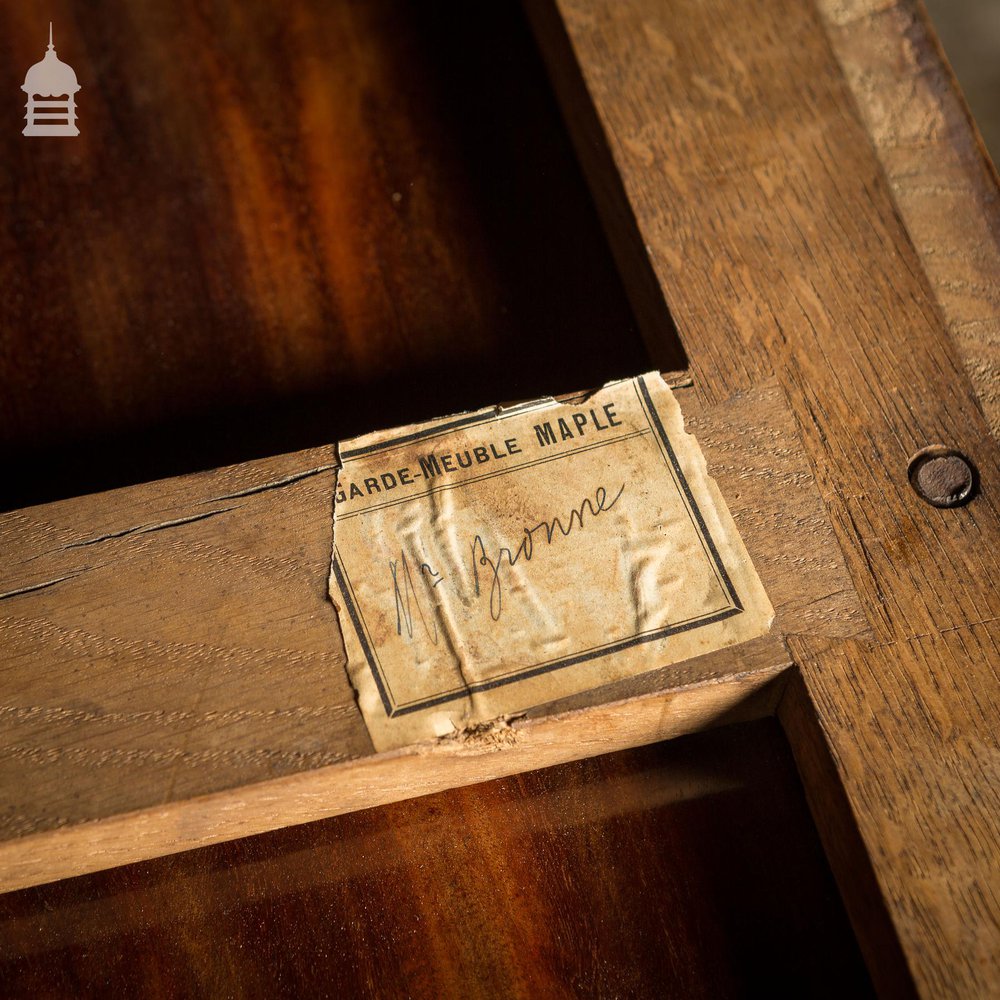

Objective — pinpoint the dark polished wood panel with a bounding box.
[0,721,873,998]
[0,0,675,511]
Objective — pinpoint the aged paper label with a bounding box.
[329,373,772,750]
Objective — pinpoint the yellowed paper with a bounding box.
[329,372,772,750]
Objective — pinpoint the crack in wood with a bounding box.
[60,505,243,551]
[197,464,339,506]
[0,571,88,603]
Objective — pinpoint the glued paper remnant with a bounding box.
[329,373,773,750]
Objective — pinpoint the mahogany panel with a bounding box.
[0,0,672,511]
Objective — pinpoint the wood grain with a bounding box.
[531,0,1000,637]
[784,629,1000,998]
[819,0,1000,436]
[0,721,875,999]
[2,0,998,991]
[529,0,1000,992]
[0,0,670,512]
[0,380,857,890]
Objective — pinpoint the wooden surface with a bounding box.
[0,0,672,513]
[0,379,863,890]
[2,0,999,994]
[0,721,875,999]
[531,0,1000,993]
[819,0,1000,437]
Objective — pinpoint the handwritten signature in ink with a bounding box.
[388,483,626,637]
[471,483,626,621]
[389,550,444,645]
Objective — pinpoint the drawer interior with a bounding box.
[0,720,874,997]
[1,0,686,511]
